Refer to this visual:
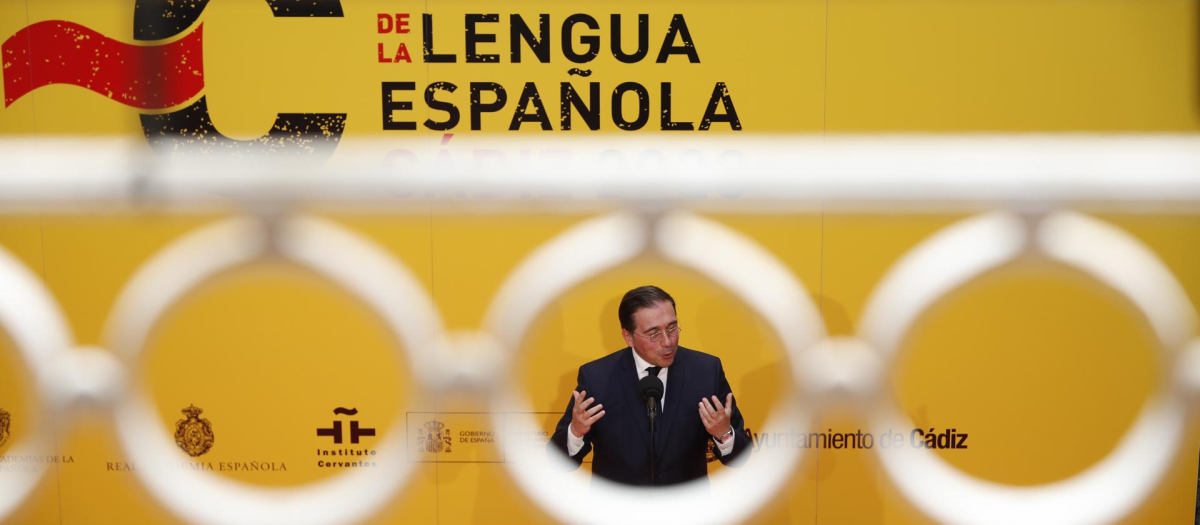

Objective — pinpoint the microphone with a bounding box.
[637,374,665,486]
[637,375,665,422]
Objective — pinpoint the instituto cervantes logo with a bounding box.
[316,407,378,468]
[317,407,377,444]
[0,408,10,449]
[418,420,452,453]
[174,404,215,457]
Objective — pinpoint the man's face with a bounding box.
[622,300,680,367]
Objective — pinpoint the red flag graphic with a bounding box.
[3,20,204,108]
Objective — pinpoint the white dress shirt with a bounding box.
[567,348,735,457]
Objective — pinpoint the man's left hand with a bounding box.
[699,393,734,442]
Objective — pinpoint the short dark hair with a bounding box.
[618,286,676,332]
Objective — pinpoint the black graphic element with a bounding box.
[333,407,358,416]
[134,0,210,40]
[317,409,377,444]
[567,68,593,77]
[134,0,344,40]
[140,96,345,158]
[133,0,347,161]
[264,0,343,17]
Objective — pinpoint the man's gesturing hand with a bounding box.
[569,390,605,438]
[699,393,735,442]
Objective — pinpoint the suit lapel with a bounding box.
[655,347,687,456]
[617,348,652,449]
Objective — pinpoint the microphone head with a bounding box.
[637,375,664,402]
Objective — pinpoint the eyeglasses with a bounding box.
[635,325,681,343]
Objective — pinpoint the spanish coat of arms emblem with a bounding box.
[174,404,215,457]
[418,420,452,453]
[0,408,10,449]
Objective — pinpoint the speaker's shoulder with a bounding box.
[677,346,721,368]
[580,347,632,373]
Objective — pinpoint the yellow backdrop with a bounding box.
[2,0,1199,524]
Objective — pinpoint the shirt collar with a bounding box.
[630,347,666,376]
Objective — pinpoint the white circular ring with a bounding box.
[484,211,824,525]
[862,211,1193,525]
[0,244,75,523]
[105,215,444,525]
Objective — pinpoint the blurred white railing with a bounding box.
[0,135,1198,525]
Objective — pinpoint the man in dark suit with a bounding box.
[548,286,751,486]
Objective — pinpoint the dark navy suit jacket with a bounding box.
[548,346,751,486]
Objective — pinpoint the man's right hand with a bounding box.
[570,390,605,438]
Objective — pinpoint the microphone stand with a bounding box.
[638,374,664,486]
[646,396,658,486]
